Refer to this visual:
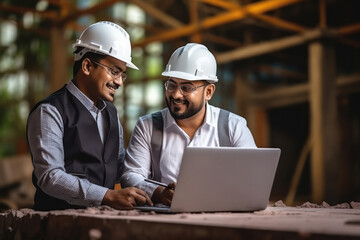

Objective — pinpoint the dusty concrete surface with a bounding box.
[1,202,360,240]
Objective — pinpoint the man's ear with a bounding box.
[81,58,92,76]
[205,83,215,101]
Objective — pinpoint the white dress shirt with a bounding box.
[121,103,257,197]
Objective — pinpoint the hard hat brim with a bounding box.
[126,61,139,70]
[73,46,139,70]
[161,71,218,82]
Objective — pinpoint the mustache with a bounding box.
[106,82,119,90]
[170,96,188,105]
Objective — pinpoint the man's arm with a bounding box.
[120,117,159,197]
[27,104,109,207]
[28,104,153,209]
[102,187,152,209]
[229,114,257,148]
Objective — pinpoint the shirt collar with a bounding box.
[66,80,107,112]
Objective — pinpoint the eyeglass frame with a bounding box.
[91,60,127,82]
[164,79,208,96]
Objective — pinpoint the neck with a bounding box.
[175,105,206,139]
[72,78,99,107]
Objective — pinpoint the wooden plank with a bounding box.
[216,29,323,64]
[132,0,305,47]
[285,136,312,205]
[250,83,309,108]
[202,0,308,33]
[338,23,360,35]
[129,0,184,28]
[247,74,360,108]
[257,64,307,80]
[248,13,308,33]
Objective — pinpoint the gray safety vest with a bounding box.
[150,109,231,181]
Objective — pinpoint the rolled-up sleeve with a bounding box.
[120,117,158,196]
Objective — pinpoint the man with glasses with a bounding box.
[27,21,152,211]
[121,43,257,206]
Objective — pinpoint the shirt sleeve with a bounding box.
[117,117,126,182]
[229,113,257,148]
[120,117,158,197]
[27,104,108,207]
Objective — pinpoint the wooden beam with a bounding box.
[59,0,124,24]
[129,0,184,28]
[248,73,360,108]
[247,13,308,33]
[50,26,68,92]
[0,4,58,20]
[200,0,240,10]
[204,33,243,48]
[337,37,360,49]
[338,23,360,35]
[189,0,202,43]
[0,18,50,37]
[216,29,323,64]
[337,74,360,94]
[257,64,307,80]
[309,41,337,204]
[133,0,305,47]
[285,136,312,206]
[202,0,308,33]
[250,83,309,108]
[319,0,326,28]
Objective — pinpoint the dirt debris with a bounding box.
[272,200,360,209]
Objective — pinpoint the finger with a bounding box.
[136,189,153,206]
[134,194,147,206]
[128,196,137,208]
[168,182,176,190]
[162,197,171,206]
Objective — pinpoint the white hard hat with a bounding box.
[73,21,138,70]
[162,43,218,82]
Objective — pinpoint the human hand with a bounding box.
[102,187,153,210]
[151,182,176,206]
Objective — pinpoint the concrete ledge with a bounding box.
[1,205,360,240]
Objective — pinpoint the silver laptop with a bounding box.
[134,147,280,213]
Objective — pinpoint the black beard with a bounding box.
[166,96,204,120]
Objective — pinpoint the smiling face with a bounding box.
[79,56,126,105]
[165,78,215,120]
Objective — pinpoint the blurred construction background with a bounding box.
[0,0,359,210]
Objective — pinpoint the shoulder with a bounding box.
[30,87,67,113]
[132,109,167,135]
[209,105,247,126]
[27,103,63,129]
[138,108,167,122]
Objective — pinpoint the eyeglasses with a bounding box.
[164,80,207,96]
[92,60,127,82]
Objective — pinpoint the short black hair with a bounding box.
[72,47,107,78]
